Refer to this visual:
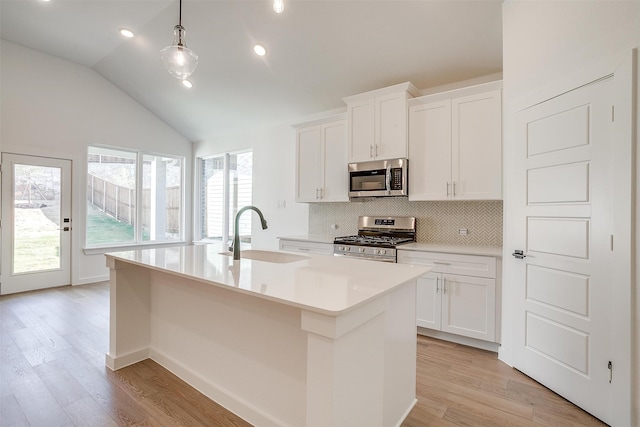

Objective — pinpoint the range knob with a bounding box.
[340,246,350,252]
[358,247,366,253]
[377,249,386,255]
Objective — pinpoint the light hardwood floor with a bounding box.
[1,282,606,427]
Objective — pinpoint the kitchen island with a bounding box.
[105,244,429,427]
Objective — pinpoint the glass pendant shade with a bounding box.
[160,25,198,79]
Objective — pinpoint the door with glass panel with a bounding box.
[1,153,72,295]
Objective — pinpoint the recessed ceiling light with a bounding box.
[253,44,267,57]
[182,79,193,88]
[273,0,284,14]
[119,28,134,38]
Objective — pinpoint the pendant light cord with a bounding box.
[179,0,182,26]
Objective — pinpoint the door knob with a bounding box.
[512,250,526,259]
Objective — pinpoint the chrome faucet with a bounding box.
[229,205,268,260]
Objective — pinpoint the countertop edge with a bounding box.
[277,235,335,244]
[398,244,503,257]
[105,250,430,317]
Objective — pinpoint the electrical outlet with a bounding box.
[458,228,468,235]
[276,200,286,209]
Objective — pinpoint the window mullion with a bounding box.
[136,152,144,243]
[198,158,206,240]
[222,153,230,245]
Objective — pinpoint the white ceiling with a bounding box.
[0,0,503,142]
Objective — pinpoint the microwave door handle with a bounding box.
[386,165,391,195]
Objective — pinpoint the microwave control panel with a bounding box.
[391,168,403,190]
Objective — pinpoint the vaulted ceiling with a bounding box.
[0,0,503,142]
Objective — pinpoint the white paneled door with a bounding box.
[511,77,618,424]
[1,153,72,295]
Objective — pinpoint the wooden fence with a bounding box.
[87,174,180,234]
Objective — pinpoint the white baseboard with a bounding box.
[74,275,109,285]
[149,347,283,427]
[105,347,149,371]
[393,398,417,427]
[417,328,500,352]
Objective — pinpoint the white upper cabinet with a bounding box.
[296,126,323,202]
[452,90,502,199]
[409,83,503,201]
[344,82,420,163]
[408,100,452,200]
[345,98,375,162]
[295,115,348,203]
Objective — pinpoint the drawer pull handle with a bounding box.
[433,261,451,265]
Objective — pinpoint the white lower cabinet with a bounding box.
[416,271,495,341]
[278,239,333,256]
[398,250,499,343]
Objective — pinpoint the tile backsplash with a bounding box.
[309,199,503,246]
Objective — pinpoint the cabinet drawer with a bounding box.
[397,250,496,278]
[279,240,333,256]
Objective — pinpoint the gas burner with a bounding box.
[334,235,414,248]
[333,216,416,262]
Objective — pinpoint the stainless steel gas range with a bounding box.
[333,216,416,263]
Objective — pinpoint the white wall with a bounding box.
[193,122,309,250]
[0,41,193,285]
[501,2,640,424]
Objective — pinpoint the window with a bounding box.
[86,146,184,247]
[198,151,253,243]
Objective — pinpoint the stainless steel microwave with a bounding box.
[348,158,408,199]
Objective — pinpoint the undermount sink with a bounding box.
[219,249,308,264]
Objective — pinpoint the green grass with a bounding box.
[11,204,147,273]
[13,232,60,273]
[13,207,61,273]
[86,204,135,245]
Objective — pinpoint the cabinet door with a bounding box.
[321,121,348,202]
[295,126,322,202]
[408,100,452,201]
[347,98,375,162]
[451,90,502,200]
[376,92,409,160]
[441,274,495,341]
[416,273,442,330]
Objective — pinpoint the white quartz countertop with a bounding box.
[399,243,503,257]
[105,244,430,316]
[277,234,336,244]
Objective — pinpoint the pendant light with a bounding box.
[160,0,198,80]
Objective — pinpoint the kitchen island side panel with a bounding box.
[148,269,307,427]
[302,280,418,427]
[384,280,418,426]
[105,259,151,370]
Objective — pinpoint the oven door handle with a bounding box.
[333,252,396,263]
